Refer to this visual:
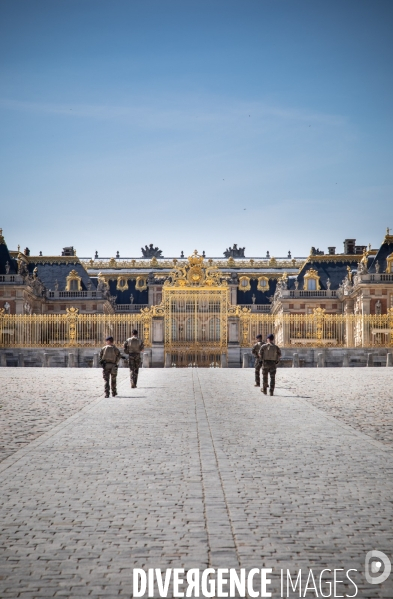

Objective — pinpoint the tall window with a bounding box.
[308,279,316,290]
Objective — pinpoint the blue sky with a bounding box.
[0,0,392,258]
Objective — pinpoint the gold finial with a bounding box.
[18,244,20,252]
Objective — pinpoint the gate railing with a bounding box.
[238,308,393,348]
[0,307,153,348]
[1,307,392,348]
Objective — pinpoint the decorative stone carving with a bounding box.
[224,244,245,258]
[375,260,380,273]
[326,278,331,290]
[18,259,28,278]
[141,244,163,258]
[375,300,382,315]
[5,261,10,274]
[130,294,134,304]
[310,247,324,256]
[251,294,256,304]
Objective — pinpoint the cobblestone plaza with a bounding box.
[0,368,392,598]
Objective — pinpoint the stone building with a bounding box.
[0,228,392,367]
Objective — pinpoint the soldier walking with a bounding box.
[251,334,263,387]
[99,336,121,398]
[124,329,144,388]
[260,333,281,396]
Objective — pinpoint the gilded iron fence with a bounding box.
[0,308,151,348]
[238,308,393,348]
[1,307,392,349]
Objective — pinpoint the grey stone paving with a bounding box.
[0,369,392,598]
[0,369,129,462]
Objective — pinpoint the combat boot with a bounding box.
[112,391,117,397]
[105,393,110,398]
[269,389,274,396]
[254,383,260,387]
[131,382,136,388]
[261,387,267,395]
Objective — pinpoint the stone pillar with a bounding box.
[18,352,24,367]
[242,353,249,368]
[68,353,76,368]
[367,353,374,367]
[362,297,371,347]
[164,353,171,368]
[0,352,7,367]
[221,353,228,368]
[292,353,299,368]
[386,353,392,367]
[317,352,324,368]
[93,353,100,368]
[342,353,349,367]
[42,352,50,367]
[142,351,150,368]
[228,319,239,343]
[344,301,354,348]
[152,319,164,343]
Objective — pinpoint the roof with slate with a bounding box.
[368,232,393,272]
[0,232,18,275]
[293,257,362,290]
[27,261,95,291]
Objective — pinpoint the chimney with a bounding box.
[328,246,336,255]
[62,246,74,257]
[343,239,356,254]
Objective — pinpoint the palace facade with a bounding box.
[1,228,393,367]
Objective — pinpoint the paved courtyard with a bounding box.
[0,368,392,598]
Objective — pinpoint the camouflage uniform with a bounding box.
[259,342,282,394]
[99,344,121,397]
[124,336,144,387]
[251,341,263,386]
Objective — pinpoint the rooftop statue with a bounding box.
[141,244,163,258]
[223,244,245,258]
[310,247,324,256]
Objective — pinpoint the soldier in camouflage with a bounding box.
[259,333,281,396]
[251,334,263,387]
[124,329,144,388]
[99,336,121,398]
